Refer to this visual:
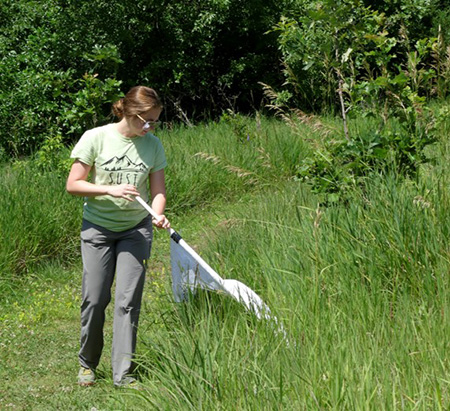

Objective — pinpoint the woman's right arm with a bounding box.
[66,160,139,201]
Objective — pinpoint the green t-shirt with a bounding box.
[70,123,167,232]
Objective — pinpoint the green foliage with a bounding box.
[296,104,439,203]
[131,172,450,408]
[273,0,449,110]
[131,0,285,117]
[432,6,450,43]
[0,1,125,157]
[0,67,123,157]
[297,121,436,203]
[0,0,288,159]
[267,0,448,202]
[33,134,73,175]
[218,110,255,143]
[2,0,449,160]
[59,74,123,137]
[0,8,124,159]
[273,0,387,111]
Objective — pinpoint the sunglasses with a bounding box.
[136,114,161,131]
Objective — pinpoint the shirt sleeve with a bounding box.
[151,139,167,173]
[70,130,96,166]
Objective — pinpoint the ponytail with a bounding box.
[112,98,125,119]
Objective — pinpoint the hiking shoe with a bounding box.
[114,376,141,390]
[78,367,95,386]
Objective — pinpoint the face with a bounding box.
[130,107,162,136]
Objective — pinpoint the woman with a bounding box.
[66,86,170,387]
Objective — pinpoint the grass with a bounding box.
[1,113,449,409]
[0,163,81,284]
[0,263,115,410]
[127,176,449,409]
[206,178,449,409]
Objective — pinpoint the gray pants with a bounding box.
[79,217,152,385]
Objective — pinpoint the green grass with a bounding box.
[0,163,82,285]
[126,175,449,409]
[1,113,449,409]
[160,115,309,213]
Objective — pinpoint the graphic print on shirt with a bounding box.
[100,155,148,186]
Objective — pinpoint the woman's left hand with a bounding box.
[152,215,170,229]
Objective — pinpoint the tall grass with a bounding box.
[160,115,309,213]
[132,173,449,409]
[0,163,81,289]
[126,113,450,409]
[1,112,449,409]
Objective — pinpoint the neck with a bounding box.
[115,118,136,138]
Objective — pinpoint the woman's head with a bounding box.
[112,86,163,120]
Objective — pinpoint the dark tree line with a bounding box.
[0,0,448,157]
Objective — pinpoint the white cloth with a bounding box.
[170,237,271,320]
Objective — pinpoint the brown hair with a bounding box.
[112,86,163,119]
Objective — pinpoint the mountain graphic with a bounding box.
[100,155,147,172]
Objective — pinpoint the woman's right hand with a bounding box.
[67,161,140,201]
[107,184,140,202]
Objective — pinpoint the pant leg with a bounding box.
[79,219,117,370]
[112,217,152,384]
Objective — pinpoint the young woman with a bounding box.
[66,86,170,387]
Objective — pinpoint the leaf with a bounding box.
[392,72,409,85]
[374,76,389,87]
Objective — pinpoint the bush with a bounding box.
[273,0,450,111]
[0,62,123,157]
[0,0,289,159]
[263,1,446,202]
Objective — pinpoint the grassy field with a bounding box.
[0,114,449,409]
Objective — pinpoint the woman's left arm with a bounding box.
[149,169,170,228]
